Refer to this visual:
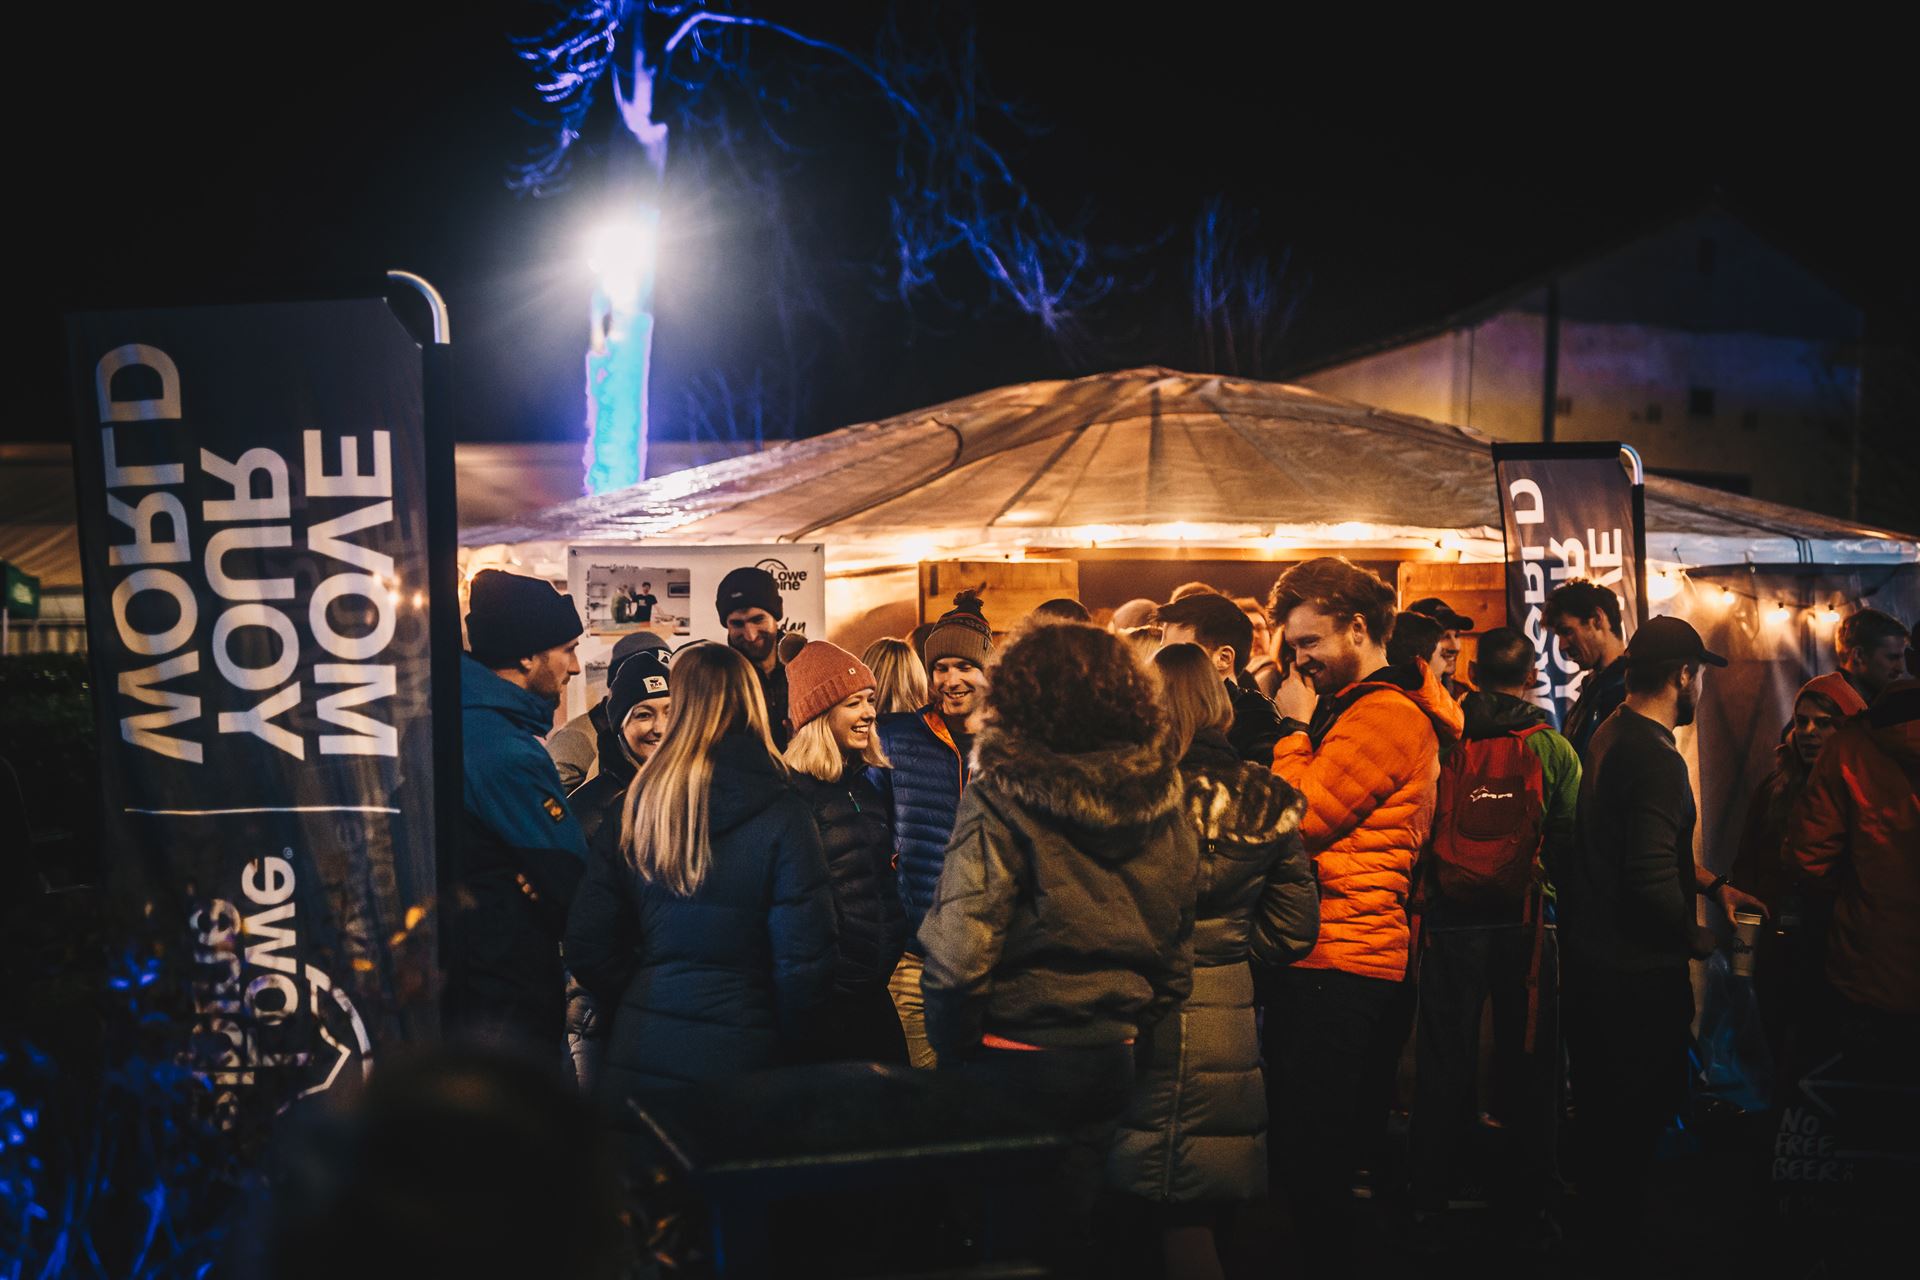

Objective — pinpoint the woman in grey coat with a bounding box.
[1108,643,1318,1279]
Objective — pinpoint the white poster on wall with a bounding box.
[564,543,826,720]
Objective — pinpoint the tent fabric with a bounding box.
[460,368,1919,568]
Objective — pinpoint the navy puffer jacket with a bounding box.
[789,768,908,995]
[870,707,970,953]
[564,733,837,1101]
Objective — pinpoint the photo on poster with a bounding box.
[579,559,691,638]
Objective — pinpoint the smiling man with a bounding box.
[1547,579,1632,762]
[1261,557,1462,1272]
[718,565,791,748]
[872,590,994,1068]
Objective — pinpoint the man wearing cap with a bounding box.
[454,569,591,1057]
[1555,616,1744,1250]
[873,590,994,1068]
[1406,595,1473,700]
[718,565,792,749]
[1155,589,1295,763]
[548,631,672,792]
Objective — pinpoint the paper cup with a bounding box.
[1731,910,1763,978]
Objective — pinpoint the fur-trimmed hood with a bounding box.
[1180,729,1307,848]
[970,719,1184,857]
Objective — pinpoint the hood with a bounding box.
[706,732,796,833]
[460,653,557,735]
[1799,671,1869,720]
[1865,680,1920,765]
[1182,729,1307,846]
[1460,689,1550,740]
[971,719,1183,859]
[1345,660,1463,748]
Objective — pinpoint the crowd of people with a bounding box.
[445,559,1918,1276]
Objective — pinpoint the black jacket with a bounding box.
[1227,680,1289,765]
[1559,705,1695,971]
[1562,654,1628,762]
[564,733,837,1100]
[918,720,1199,1057]
[569,727,639,857]
[789,768,909,997]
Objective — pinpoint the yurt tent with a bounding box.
[462,368,1920,910]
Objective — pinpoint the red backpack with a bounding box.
[1427,724,1549,909]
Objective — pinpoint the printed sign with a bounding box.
[1493,443,1643,725]
[564,543,826,720]
[68,300,443,1127]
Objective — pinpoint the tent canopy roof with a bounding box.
[467,368,1919,569]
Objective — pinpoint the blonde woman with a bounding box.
[564,643,837,1100]
[861,636,928,716]
[782,642,910,1062]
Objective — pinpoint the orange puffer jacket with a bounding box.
[1271,662,1464,981]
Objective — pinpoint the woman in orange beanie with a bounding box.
[783,641,910,1061]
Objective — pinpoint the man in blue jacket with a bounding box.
[873,591,993,1067]
[449,569,589,1059]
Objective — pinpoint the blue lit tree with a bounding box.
[1189,196,1307,378]
[511,1,1119,493]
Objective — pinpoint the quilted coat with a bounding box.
[1788,681,1920,1016]
[917,717,1199,1057]
[563,732,837,1101]
[1108,729,1317,1204]
[1271,661,1463,982]
[871,706,971,952]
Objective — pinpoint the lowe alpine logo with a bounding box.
[1468,786,1517,803]
[756,558,808,592]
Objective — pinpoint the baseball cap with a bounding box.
[1626,615,1727,667]
[1406,596,1475,633]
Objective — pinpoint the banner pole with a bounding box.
[1621,444,1649,626]
[388,270,459,1038]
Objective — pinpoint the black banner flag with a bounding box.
[1493,442,1646,726]
[68,299,446,1128]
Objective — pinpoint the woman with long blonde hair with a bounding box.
[861,635,928,716]
[782,641,910,1061]
[565,643,837,1100]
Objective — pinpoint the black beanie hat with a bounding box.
[607,649,672,729]
[716,566,783,623]
[466,569,583,668]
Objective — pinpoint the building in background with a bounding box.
[1296,205,1870,520]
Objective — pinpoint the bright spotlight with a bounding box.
[587,215,660,305]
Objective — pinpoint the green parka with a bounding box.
[1107,729,1317,1204]
[917,718,1199,1058]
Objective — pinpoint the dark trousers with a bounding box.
[950,1042,1133,1276]
[1262,966,1403,1273]
[1561,956,1691,1241]
[1410,924,1560,1210]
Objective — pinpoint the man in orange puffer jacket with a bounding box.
[1261,558,1463,1273]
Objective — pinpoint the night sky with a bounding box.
[24,4,1915,459]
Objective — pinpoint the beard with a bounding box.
[1676,686,1698,727]
[730,630,775,664]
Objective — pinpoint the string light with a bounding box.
[1765,603,1792,626]
[1817,607,1840,626]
